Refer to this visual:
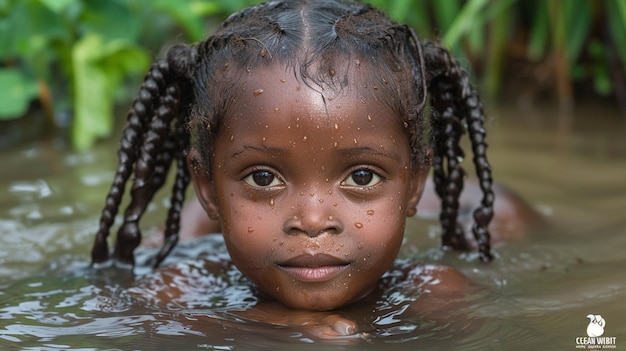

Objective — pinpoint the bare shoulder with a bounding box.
[417,176,546,244]
[393,263,483,320]
[409,263,473,296]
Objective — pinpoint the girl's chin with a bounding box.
[265,285,377,311]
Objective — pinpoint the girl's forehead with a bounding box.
[216,65,410,163]
[224,64,401,127]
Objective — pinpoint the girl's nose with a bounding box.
[283,194,343,237]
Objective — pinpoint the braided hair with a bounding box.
[91,0,494,268]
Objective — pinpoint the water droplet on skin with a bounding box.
[403,121,409,128]
[367,210,375,215]
[293,216,298,221]
[328,216,333,221]
[309,192,315,197]
[327,189,332,194]
[288,248,294,253]
[260,48,267,57]
[319,199,324,203]
[253,89,264,96]
[230,135,234,142]
[302,136,307,142]
[269,198,275,207]
[334,123,339,131]
[354,222,363,229]
[329,69,336,77]
[248,227,254,233]
[280,79,286,83]
[275,107,280,112]
[280,241,284,246]
[367,115,372,121]
[333,142,338,148]
[353,138,358,144]
[332,202,337,207]
[355,59,360,67]
[276,286,280,292]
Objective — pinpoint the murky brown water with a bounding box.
[1,103,625,350]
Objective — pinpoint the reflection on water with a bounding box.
[1,104,625,350]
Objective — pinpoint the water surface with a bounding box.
[1,104,625,350]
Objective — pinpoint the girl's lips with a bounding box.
[277,254,351,283]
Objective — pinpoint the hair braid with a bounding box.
[465,93,494,262]
[423,40,494,261]
[153,115,191,267]
[91,61,172,264]
[112,78,181,265]
[432,101,470,251]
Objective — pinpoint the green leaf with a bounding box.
[443,0,489,49]
[4,0,69,58]
[37,0,77,13]
[154,0,206,41]
[80,0,141,43]
[607,0,626,72]
[563,0,591,63]
[71,34,149,150]
[527,1,549,60]
[0,68,40,120]
[432,0,461,33]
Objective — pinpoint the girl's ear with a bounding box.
[406,168,429,217]
[187,148,220,220]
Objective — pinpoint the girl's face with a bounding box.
[191,65,426,311]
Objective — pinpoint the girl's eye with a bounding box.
[342,169,382,187]
[243,170,283,187]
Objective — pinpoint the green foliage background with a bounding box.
[1,0,625,149]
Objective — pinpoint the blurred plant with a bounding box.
[2,0,625,150]
[0,0,255,149]
[368,0,626,109]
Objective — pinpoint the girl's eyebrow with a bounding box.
[231,145,400,161]
[336,146,401,161]
[230,145,287,158]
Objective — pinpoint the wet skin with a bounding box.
[189,65,426,311]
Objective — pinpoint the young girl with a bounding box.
[90,0,537,338]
